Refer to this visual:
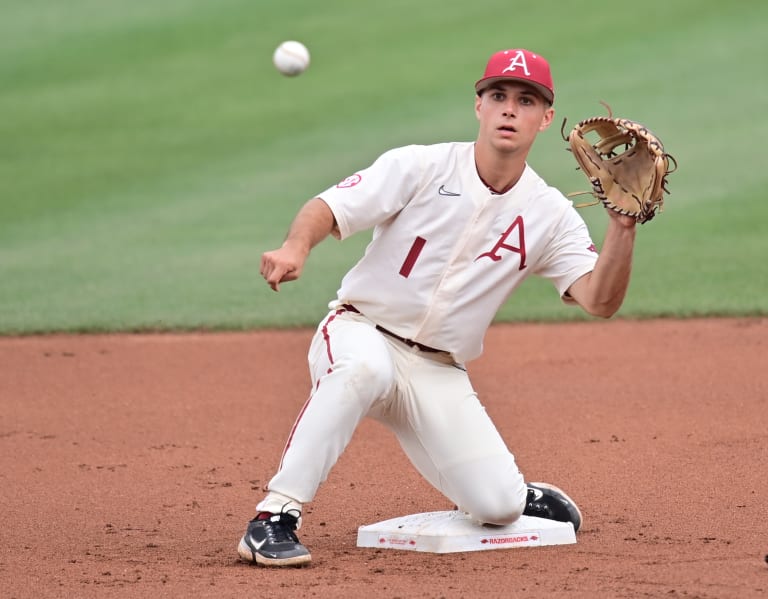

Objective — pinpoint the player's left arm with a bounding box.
[565,211,637,318]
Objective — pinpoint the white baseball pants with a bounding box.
[257,306,528,526]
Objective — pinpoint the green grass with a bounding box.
[1,0,766,333]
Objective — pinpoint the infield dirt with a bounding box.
[2,318,766,598]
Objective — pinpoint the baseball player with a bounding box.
[239,48,638,566]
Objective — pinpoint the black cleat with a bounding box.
[523,482,583,532]
[237,510,311,567]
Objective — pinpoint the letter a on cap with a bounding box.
[475,48,554,103]
[502,50,530,76]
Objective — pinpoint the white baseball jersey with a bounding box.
[258,142,600,523]
[319,142,598,363]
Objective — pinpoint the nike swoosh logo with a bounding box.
[438,185,461,197]
[250,538,267,550]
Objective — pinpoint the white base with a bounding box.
[356,511,576,553]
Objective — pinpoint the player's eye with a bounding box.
[491,92,505,102]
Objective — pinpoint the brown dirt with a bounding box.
[2,318,767,598]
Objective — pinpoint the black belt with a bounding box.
[375,325,443,353]
[341,304,444,353]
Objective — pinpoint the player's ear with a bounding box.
[539,106,555,131]
[474,93,483,119]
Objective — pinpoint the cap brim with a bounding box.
[475,76,554,104]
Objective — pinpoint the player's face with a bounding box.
[474,82,555,154]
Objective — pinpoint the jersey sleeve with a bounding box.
[317,146,422,240]
[534,202,599,301]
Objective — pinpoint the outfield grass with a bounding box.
[1,0,766,333]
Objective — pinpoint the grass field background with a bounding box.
[1,0,766,334]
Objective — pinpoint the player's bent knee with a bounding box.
[444,457,527,525]
[467,492,525,526]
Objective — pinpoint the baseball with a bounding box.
[273,41,310,77]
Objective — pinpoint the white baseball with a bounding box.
[273,41,310,77]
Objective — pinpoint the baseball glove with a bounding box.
[562,103,677,224]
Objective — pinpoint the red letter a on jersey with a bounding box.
[475,216,527,270]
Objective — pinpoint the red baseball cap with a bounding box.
[475,49,554,104]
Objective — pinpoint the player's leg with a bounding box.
[263,310,395,504]
[371,346,581,530]
[367,343,526,524]
[239,309,395,566]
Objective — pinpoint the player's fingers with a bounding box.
[261,249,303,291]
[264,267,283,290]
[265,265,298,292]
[259,254,273,279]
[260,252,283,286]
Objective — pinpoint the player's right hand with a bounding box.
[260,245,307,291]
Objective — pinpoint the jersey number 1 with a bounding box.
[399,236,426,278]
